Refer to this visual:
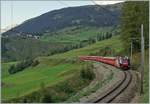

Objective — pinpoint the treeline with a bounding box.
[8,59,39,74]
[120,1,149,53]
[2,30,114,62]
[48,32,113,56]
[89,46,116,56]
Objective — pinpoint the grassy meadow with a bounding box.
[2,35,149,102]
[132,50,149,103]
[2,35,123,101]
[40,26,115,43]
[2,62,84,100]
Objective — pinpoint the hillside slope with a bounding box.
[2,26,117,62]
[2,3,122,62]
[4,3,122,35]
[2,35,123,101]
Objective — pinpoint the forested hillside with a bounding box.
[120,1,149,53]
[2,26,118,62]
[120,1,149,103]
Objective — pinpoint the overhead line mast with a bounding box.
[11,0,13,31]
[9,0,29,35]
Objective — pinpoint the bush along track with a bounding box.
[66,62,139,103]
[66,62,119,102]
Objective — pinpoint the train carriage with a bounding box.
[79,56,130,70]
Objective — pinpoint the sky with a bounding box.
[1,0,124,29]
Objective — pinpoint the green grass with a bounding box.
[140,50,149,103]
[2,37,66,61]
[40,26,114,43]
[1,62,18,78]
[47,35,123,59]
[2,35,123,101]
[2,63,82,100]
[132,49,149,103]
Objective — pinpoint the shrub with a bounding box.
[80,64,95,80]
[55,81,74,94]
[31,60,39,67]
[8,59,33,74]
[40,92,52,103]
[27,92,41,102]
[8,65,15,74]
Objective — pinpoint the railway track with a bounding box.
[93,70,132,103]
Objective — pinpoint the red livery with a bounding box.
[79,56,130,70]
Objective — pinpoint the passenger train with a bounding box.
[79,56,130,70]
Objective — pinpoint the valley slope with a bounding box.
[2,35,123,101]
[2,2,122,62]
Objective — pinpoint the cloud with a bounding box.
[93,0,124,5]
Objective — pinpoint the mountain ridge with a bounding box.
[4,3,122,35]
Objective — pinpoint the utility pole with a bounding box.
[130,41,133,63]
[11,0,13,30]
[140,24,144,94]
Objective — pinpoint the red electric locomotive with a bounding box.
[79,56,130,70]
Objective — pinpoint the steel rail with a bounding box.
[94,71,132,103]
